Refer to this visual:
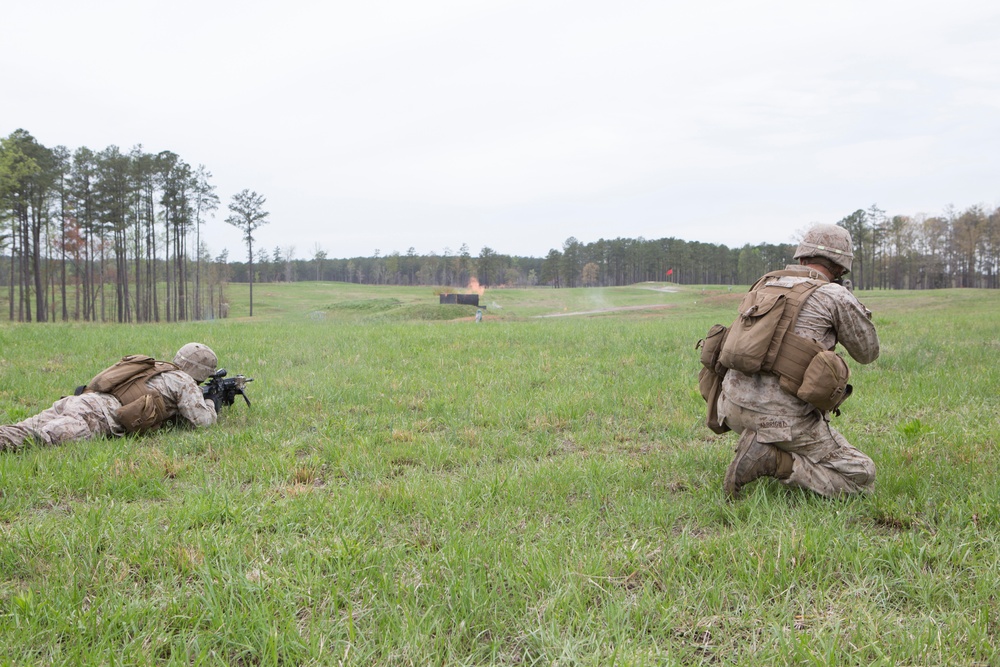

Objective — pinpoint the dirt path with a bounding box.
[532,284,679,318]
[534,304,674,318]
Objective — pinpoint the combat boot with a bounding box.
[723,431,792,498]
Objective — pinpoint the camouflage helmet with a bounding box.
[793,223,854,273]
[173,342,218,383]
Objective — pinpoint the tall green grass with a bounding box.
[0,284,997,665]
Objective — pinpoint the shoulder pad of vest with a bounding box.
[762,268,829,283]
[120,354,156,363]
[153,360,180,372]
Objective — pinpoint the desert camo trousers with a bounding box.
[0,393,122,452]
[718,393,875,497]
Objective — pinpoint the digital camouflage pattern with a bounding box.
[719,265,880,497]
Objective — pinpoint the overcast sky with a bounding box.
[4,0,999,260]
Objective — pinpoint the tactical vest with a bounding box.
[718,268,851,411]
[82,355,179,433]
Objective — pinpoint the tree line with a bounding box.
[3,128,999,325]
[225,201,1000,292]
[0,129,231,323]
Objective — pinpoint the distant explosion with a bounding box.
[439,278,485,306]
[467,277,485,296]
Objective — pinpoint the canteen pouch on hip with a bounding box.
[116,394,167,434]
[796,350,852,412]
[719,291,786,374]
[698,366,730,434]
[697,323,731,434]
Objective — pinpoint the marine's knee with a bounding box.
[854,457,876,490]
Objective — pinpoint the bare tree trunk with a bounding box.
[83,229,92,321]
[176,224,186,320]
[195,227,202,319]
[249,240,254,317]
[150,218,159,323]
[8,222,17,321]
[60,206,68,321]
[98,241,104,322]
[31,207,46,322]
[19,211,31,322]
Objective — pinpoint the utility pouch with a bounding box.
[697,323,729,376]
[719,291,787,374]
[115,394,167,434]
[796,350,852,412]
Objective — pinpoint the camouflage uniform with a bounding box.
[718,266,880,497]
[0,370,216,452]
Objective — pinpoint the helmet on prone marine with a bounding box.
[173,342,218,383]
[793,223,854,277]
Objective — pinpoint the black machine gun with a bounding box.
[202,368,253,409]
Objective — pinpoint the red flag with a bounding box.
[666,268,673,276]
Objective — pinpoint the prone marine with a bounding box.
[0,343,222,452]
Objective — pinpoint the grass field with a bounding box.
[1,282,998,665]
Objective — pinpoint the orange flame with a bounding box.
[467,277,485,296]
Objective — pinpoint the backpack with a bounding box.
[698,269,853,418]
[80,355,179,433]
[718,271,826,376]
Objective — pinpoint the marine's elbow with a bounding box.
[855,344,880,365]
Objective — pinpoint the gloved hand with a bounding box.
[205,388,224,413]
